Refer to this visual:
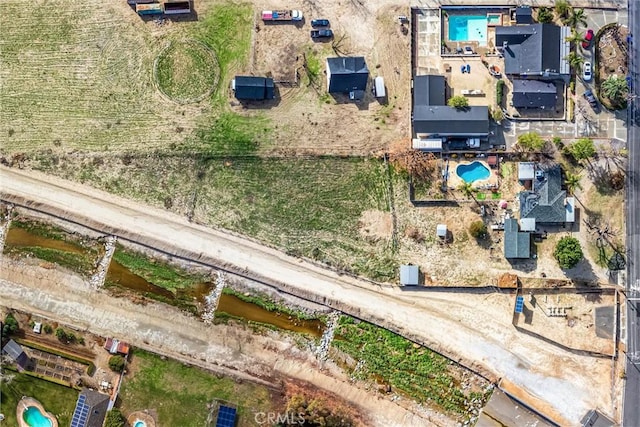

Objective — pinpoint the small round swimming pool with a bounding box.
[23,406,53,427]
[134,420,147,427]
[456,161,490,183]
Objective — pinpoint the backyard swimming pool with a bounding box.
[134,421,147,427]
[456,161,490,183]
[448,15,488,46]
[23,406,53,427]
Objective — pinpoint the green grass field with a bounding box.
[0,372,78,426]
[119,349,276,427]
[333,317,491,418]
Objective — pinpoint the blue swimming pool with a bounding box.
[448,15,488,46]
[23,406,53,427]
[457,161,490,183]
[134,421,147,427]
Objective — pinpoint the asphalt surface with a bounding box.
[624,0,640,425]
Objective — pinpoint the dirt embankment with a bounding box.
[0,166,615,425]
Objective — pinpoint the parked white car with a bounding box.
[583,61,592,81]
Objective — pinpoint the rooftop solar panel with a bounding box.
[515,296,524,313]
[71,394,90,427]
[216,406,237,427]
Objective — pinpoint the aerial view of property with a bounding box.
[1,0,638,426]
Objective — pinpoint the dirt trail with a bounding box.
[0,166,615,425]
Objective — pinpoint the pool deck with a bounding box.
[16,397,58,427]
[448,159,499,190]
[127,410,156,427]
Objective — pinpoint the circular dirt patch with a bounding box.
[154,39,219,103]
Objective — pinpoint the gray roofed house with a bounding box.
[71,389,111,427]
[412,75,489,138]
[2,339,31,371]
[519,164,575,224]
[496,24,570,78]
[326,57,369,94]
[504,218,531,259]
[512,80,557,108]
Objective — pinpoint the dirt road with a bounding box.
[0,166,615,425]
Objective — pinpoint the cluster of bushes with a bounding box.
[496,80,505,104]
[2,313,19,336]
[55,327,84,345]
[108,355,126,372]
[469,221,488,240]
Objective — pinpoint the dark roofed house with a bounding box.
[504,218,531,259]
[496,24,570,78]
[2,339,31,371]
[515,6,533,24]
[326,57,369,94]
[519,164,575,224]
[512,80,557,108]
[70,389,110,427]
[412,75,489,139]
[232,76,275,100]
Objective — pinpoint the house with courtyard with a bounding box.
[326,56,369,99]
[412,75,490,151]
[70,388,110,427]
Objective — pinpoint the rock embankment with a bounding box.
[89,236,117,289]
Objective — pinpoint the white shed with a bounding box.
[436,224,448,238]
[400,265,419,286]
[518,162,535,181]
[374,76,386,98]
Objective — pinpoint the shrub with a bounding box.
[491,107,504,122]
[447,95,469,109]
[104,409,125,427]
[553,236,584,269]
[43,324,53,334]
[536,6,554,23]
[109,355,126,372]
[55,328,77,344]
[469,221,488,239]
[2,313,19,336]
[567,138,595,163]
[496,80,505,104]
[517,132,545,151]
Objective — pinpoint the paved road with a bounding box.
[624,0,640,425]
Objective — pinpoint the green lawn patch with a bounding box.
[0,371,78,426]
[193,112,270,155]
[110,245,206,291]
[333,317,489,417]
[119,349,276,427]
[491,192,501,200]
[155,40,218,102]
[476,193,487,200]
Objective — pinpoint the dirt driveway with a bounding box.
[0,166,618,425]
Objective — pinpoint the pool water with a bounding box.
[23,406,53,427]
[448,15,488,46]
[134,421,147,427]
[457,161,490,183]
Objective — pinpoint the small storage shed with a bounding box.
[515,6,533,24]
[136,2,163,15]
[518,162,535,181]
[436,224,447,239]
[400,265,419,286]
[232,76,275,100]
[374,76,386,98]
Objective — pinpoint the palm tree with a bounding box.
[565,52,584,73]
[564,172,583,194]
[565,30,585,45]
[458,182,480,206]
[566,8,588,29]
[554,0,571,20]
[602,75,629,104]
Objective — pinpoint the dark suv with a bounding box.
[311,19,330,27]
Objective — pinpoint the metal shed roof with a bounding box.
[518,162,535,180]
[400,265,419,286]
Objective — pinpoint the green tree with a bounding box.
[469,221,488,239]
[491,107,504,122]
[536,7,554,23]
[602,75,629,104]
[564,52,584,73]
[565,30,585,45]
[566,8,588,28]
[109,355,126,372]
[104,409,125,427]
[568,138,596,164]
[517,132,546,151]
[553,236,584,269]
[447,95,469,109]
[554,0,571,20]
[2,313,19,336]
[564,172,583,194]
[43,324,53,334]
